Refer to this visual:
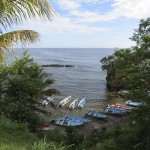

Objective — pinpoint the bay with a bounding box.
[7,48,114,102]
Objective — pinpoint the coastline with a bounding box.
[38,96,128,134]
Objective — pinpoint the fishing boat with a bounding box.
[102,107,127,116]
[36,95,54,106]
[111,103,134,112]
[63,115,91,123]
[125,100,144,107]
[37,99,48,106]
[78,98,85,108]
[47,95,54,102]
[85,110,108,120]
[58,96,72,107]
[38,124,51,131]
[69,98,79,109]
[55,119,83,127]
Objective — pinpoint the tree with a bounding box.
[101,18,150,91]
[0,0,54,62]
[100,18,150,150]
[0,51,58,125]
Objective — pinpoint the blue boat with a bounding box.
[85,110,108,120]
[102,107,127,116]
[63,115,91,123]
[55,119,83,127]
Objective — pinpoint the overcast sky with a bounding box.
[13,0,150,48]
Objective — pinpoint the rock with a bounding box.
[64,65,74,67]
[42,64,75,67]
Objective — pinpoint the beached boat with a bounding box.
[36,95,54,106]
[55,119,83,127]
[63,115,91,123]
[85,110,108,120]
[78,98,85,108]
[38,125,51,131]
[58,96,72,107]
[47,95,54,102]
[111,103,134,112]
[37,99,48,106]
[125,100,144,107]
[102,107,127,116]
[69,98,79,109]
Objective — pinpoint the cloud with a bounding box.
[17,15,110,36]
[11,0,150,48]
[57,0,80,10]
[55,0,150,23]
[112,0,150,19]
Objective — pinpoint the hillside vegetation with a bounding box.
[0,117,38,150]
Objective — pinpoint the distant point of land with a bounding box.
[42,64,75,67]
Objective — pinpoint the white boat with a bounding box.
[58,96,72,107]
[36,95,54,106]
[78,98,85,108]
[69,98,78,109]
[38,99,48,106]
[47,95,54,102]
[125,100,144,107]
[55,119,83,127]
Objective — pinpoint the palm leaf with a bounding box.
[0,0,54,30]
[0,30,39,62]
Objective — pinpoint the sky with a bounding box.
[13,0,150,48]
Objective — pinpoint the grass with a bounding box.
[0,116,69,150]
[0,116,38,150]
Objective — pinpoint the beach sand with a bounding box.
[38,99,128,134]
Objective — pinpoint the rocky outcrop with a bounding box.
[42,64,75,67]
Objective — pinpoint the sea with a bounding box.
[8,48,114,102]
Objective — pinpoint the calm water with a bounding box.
[8,48,114,103]
[7,48,117,119]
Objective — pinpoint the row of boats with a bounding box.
[58,96,85,109]
[37,95,86,109]
[54,100,144,127]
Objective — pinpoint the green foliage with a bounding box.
[0,51,58,126]
[100,17,150,150]
[46,128,66,144]
[0,116,38,150]
[0,116,69,150]
[65,127,84,150]
[0,0,54,62]
[101,18,150,91]
[32,138,69,150]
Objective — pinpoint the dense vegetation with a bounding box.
[0,51,58,128]
[101,18,150,91]
[99,18,150,150]
[0,117,70,150]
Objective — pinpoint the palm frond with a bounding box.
[0,30,39,62]
[0,0,54,30]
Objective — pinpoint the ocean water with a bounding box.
[8,48,114,102]
[6,48,117,119]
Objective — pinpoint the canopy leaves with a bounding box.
[0,0,54,30]
[0,0,54,62]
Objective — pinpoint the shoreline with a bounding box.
[38,98,128,134]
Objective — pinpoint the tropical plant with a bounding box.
[0,51,59,126]
[0,0,54,62]
[32,138,69,150]
[101,18,150,91]
[100,18,150,150]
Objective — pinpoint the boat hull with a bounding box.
[55,119,83,127]
[63,115,91,123]
[85,110,108,120]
